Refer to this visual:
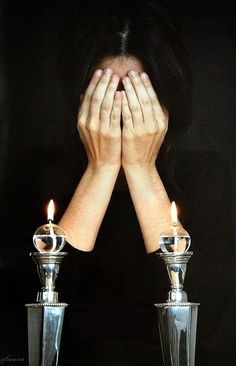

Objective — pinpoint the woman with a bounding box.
[55,1,233,365]
[58,0,192,253]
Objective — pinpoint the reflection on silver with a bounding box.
[156,303,198,366]
[155,252,199,366]
[26,303,67,366]
[25,252,68,366]
[31,252,67,303]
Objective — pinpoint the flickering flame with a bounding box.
[47,199,55,222]
[171,201,178,226]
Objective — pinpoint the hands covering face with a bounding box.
[77,68,169,169]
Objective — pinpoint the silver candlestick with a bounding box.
[155,202,199,366]
[25,200,68,366]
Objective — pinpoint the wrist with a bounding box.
[123,162,157,174]
[87,162,120,176]
[123,163,169,198]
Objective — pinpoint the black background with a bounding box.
[0,0,235,365]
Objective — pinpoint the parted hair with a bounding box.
[56,0,193,165]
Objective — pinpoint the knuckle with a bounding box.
[108,80,116,90]
[163,124,168,135]
[151,97,158,105]
[89,125,99,134]
[77,117,86,128]
[87,118,98,132]
[84,93,92,104]
[123,113,132,120]
[146,126,157,135]
[100,128,120,141]
[100,125,110,136]
[91,95,100,105]
[130,105,141,114]
[101,103,111,113]
[134,128,144,138]
[100,76,109,85]
[158,119,167,132]
[140,98,150,107]
[111,113,118,121]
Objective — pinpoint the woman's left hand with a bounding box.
[121,71,168,169]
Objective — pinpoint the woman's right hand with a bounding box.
[77,68,122,170]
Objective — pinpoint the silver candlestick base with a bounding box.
[155,252,199,366]
[25,252,68,366]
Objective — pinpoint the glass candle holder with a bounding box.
[159,225,191,254]
[33,223,66,253]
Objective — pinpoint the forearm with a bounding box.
[124,164,173,253]
[59,164,120,251]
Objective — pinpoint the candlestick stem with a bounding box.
[155,251,199,365]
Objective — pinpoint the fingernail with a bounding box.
[123,77,131,84]
[104,68,112,75]
[129,70,137,78]
[115,91,121,99]
[95,69,102,77]
[140,72,148,81]
[111,74,119,83]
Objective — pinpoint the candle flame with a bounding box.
[171,201,178,226]
[47,199,55,222]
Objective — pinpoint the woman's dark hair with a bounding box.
[56,0,192,186]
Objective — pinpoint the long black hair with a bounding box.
[56,0,193,192]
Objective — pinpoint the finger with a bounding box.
[121,90,133,130]
[100,74,120,127]
[78,69,103,123]
[122,76,143,126]
[140,72,169,131]
[110,91,122,129]
[139,72,166,119]
[89,68,113,122]
[128,71,155,125]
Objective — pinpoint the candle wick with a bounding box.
[48,219,53,225]
[172,222,178,230]
[172,224,178,252]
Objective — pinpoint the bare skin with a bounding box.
[59,56,181,253]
